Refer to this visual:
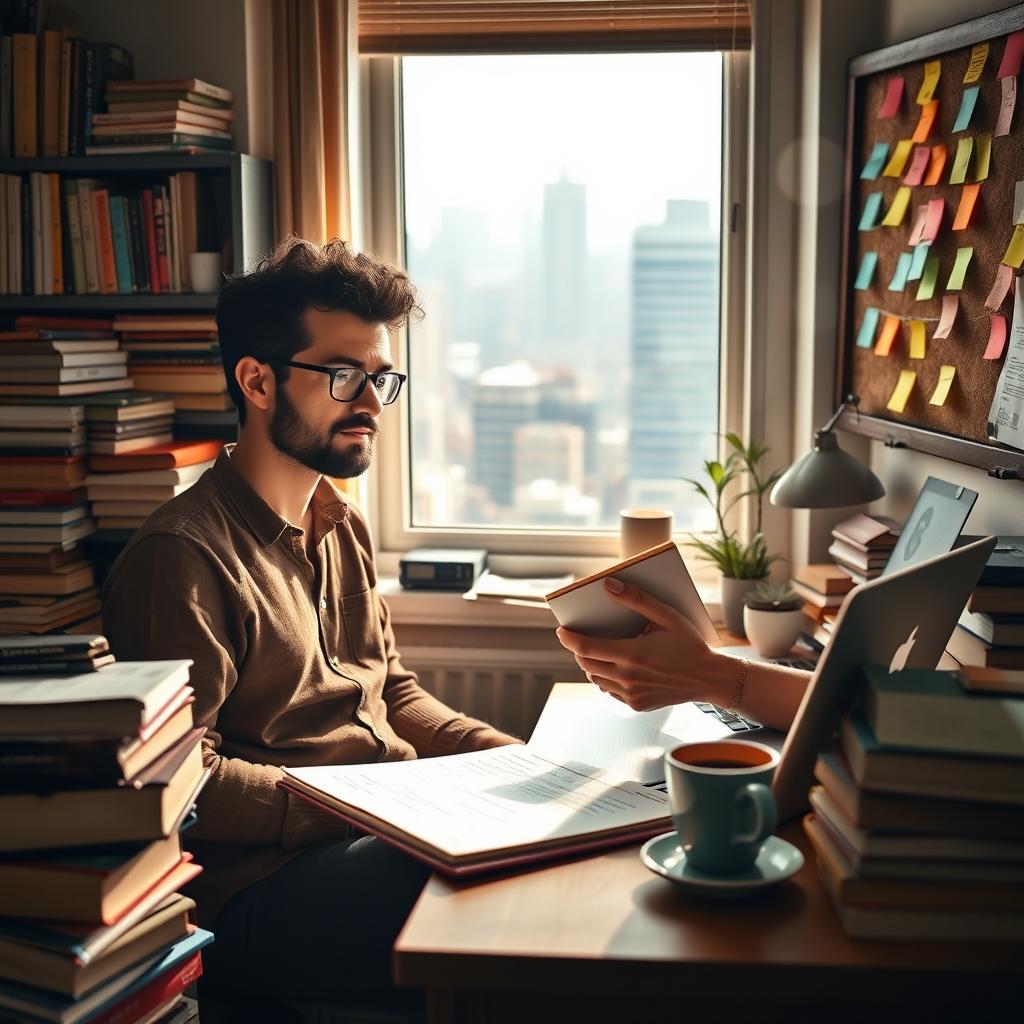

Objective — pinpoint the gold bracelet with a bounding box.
[726,657,750,715]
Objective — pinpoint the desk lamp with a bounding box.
[770,394,885,508]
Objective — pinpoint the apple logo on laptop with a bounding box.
[889,626,918,672]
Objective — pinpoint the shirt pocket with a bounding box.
[341,588,386,670]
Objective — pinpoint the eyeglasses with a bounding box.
[277,360,407,405]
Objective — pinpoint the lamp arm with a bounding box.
[820,394,860,435]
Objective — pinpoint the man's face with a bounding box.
[268,308,393,479]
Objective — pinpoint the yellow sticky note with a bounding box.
[946,246,973,290]
[1004,223,1024,268]
[975,133,992,181]
[964,42,989,83]
[950,136,973,184]
[887,370,917,413]
[881,186,912,227]
[929,365,956,406]
[917,60,941,105]
[912,99,939,143]
[883,139,914,178]
[909,320,927,359]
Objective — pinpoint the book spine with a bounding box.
[142,188,160,293]
[0,174,7,295]
[67,38,81,156]
[0,36,12,157]
[91,188,119,294]
[20,173,31,295]
[64,179,85,294]
[154,187,170,291]
[91,951,203,1024]
[31,172,44,294]
[81,41,96,149]
[6,175,19,294]
[58,36,70,156]
[77,179,99,294]
[48,172,62,294]
[108,196,134,293]
[40,30,61,156]
[127,193,150,293]
[12,33,37,157]
[167,177,181,293]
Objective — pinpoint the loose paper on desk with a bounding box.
[903,145,931,186]
[964,42,988,83]
[913,99,939,143]
[935,294,959,338]
[883,140,914,178]
[887,369,917,413]
[953,87,979,132]
[861,142,890,180]
[856,307,880,348]
[878,75,904,118]
[924,144,948,186]
[988,276,1024,452]
[882,187,912,228]
[985,314,1008,361]
[917,61,941,105]
[997,76,1017,137]
[997,29,1024,79]
[854,252,878,290]
[930,365,956,406]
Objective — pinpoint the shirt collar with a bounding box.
[212,444,350,548]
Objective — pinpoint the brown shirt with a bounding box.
[102,447,510,925]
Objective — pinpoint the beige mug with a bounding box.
[619,508,673,559]
[189,252,223,294]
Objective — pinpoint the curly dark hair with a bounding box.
[216,237,422,423]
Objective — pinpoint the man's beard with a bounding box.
[268,385,376,478]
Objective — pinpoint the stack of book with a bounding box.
[0,633,113,675]
[115,315,233,420]
[946,536,1024,673]
[805,663,1024,940]
[89,78,235,156]
[0,656,212,1023]
[789,563,856,629]
[85,394,176,457]
[827,513,900,584]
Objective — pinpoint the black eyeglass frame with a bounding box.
[275,359,408,405]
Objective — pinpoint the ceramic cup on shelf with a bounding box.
[189,252,223,294]
[619,508,673,559]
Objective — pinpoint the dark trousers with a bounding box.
[199,835,431,1006]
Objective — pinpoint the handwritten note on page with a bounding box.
[988,275,1024,451]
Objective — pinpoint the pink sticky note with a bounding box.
[879,76,904,118]
[921,199,945,243]
[997,30,1024,79]
[934,294,959,339]
[997,76,1017,137]
[903,146,931,186]
[985,314,1008,359]
[907,204,929,246]
[985,263,1015,311]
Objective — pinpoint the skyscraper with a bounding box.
[541,174,587,359]
[628,200,720,522]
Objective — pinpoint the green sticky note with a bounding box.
[975,133,992,181]
[855,252,878,289]
[953,85,980,131]
[889,252,913,291]
[946,246,973,290]
[908,242,930,280]
[950,136,973,184]
[856,307,880,348]
[861,142,890,180]
[859,192,883,230]
[916,256,940,300]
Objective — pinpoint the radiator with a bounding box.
[401,645,583,740]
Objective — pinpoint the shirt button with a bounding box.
[320,598,328,610]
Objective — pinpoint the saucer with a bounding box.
[640,832,804,893]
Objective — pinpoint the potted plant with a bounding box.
[685,434,784,636]
[743,582,805,658]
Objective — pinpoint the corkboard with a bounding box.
[837,4,1024,473]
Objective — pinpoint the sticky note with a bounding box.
[903,146,931,186]
[953,86,979,131]
[889,251,914,290]
[855,251,878,290]
[952,183,981,230]
[856,307,880,348]
[909,320,927,359]
[876,315,901,356]
[974,134,992,182]
[887,370,917,413]
[950,137,973,184]
[908,242,930,281]
[929,366,956,407]
[946,246,973,290]
[882,186,912,227]
[912,99,939,143]
[861,141,890,180]
[997,29,1024,79]
[986,263,1014,310]
[1015,181,1024,224]
[917,61,941,105]
[964,42,989,83]
[985,314,1008,360]
[908,204,929,246]
[859,192,883,230]
[924,144,947,185]
[934,294,959,338]
[916,256,939,300]
[921,199,945,243]
[997,76,1017,138]
[879,75,904,118]
[883,140,914,178]
[1003,223,1024,268]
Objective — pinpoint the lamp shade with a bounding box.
[770,431,885,509]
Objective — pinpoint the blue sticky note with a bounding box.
[859,192,883,230]
[953,85,980,131]
[907,242,930,281]
[856,307,881,348]
[854,252,879,290]
[861,142,890,180]
[888,251,913,290]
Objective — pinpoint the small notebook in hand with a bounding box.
[545,540,719,643]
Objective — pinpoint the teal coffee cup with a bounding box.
[665,739,779,875]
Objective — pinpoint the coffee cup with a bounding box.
[665,739,778,875]
[619,508,673,559]
[189,251,223,294]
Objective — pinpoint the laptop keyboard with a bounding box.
[694,702,763,732]
[772,656,817,671]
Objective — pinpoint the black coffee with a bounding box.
[686,759,750,769]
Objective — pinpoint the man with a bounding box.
[102,238,519,1006]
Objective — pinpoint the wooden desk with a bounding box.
[395,820,1023,1023]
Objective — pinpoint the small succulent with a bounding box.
[744,581,802,612]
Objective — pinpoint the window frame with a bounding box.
[361,51,750,575]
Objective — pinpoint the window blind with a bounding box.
[358,1,751,55]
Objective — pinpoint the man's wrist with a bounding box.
[706,650,747,709]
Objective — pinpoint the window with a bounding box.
[366,50,744,558]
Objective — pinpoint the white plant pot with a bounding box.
[743,606,806,659]
[720,576,761,636]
